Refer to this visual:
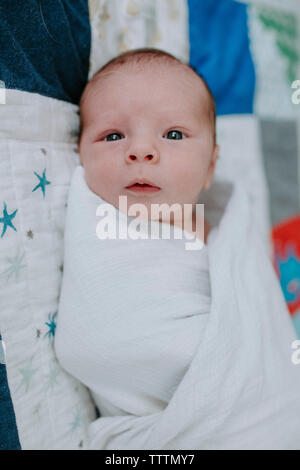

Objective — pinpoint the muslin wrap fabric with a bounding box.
[55,165,212,417]
[55,164,300,450]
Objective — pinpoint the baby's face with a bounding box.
[79,63,218,222]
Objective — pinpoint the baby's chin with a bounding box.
[116,195,205,233]
[84,176,206,237]
[118,194,180,218]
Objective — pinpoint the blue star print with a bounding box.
[44,311,57,340]
[43,364,60,392]
[32,169,51,198]
[0,202,17,238]
[16,359,38,393]
[3,248,26,282]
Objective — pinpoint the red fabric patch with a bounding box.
[271,215,300,315]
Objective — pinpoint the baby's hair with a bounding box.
[79,47,216,146]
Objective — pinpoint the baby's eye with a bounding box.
[104,133,123,141]
[164,130,186,140]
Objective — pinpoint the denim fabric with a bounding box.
[0,335,21,450]
[0,0,91,104]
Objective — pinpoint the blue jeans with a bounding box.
[0,335,21,449]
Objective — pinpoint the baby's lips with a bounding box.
[125,183,161,193]
[125,178,160,189]
[126,183,160,189]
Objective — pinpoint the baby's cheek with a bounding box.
[173,163,200,192]
[91,156,122,198]
[85,149,107,176]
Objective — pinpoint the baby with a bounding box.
[55,48,219,418]
[54,49,300,449]
[78,47,219,243]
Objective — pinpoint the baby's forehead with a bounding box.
[80,62,213,128]
[90,60,206,93]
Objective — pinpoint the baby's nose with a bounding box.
[125,151,159,164]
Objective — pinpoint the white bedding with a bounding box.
[0,90,97,449]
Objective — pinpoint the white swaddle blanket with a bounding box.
[56,165,212,418]
[55,164,300,450]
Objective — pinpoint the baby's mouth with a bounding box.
[125,180,161,193]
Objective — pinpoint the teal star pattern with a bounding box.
[2,247,26,282]
[16,358,38,393]
[43,364,60,392]
[44,311,57,340]
[0,202,17,238]
[32,168,51,198]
